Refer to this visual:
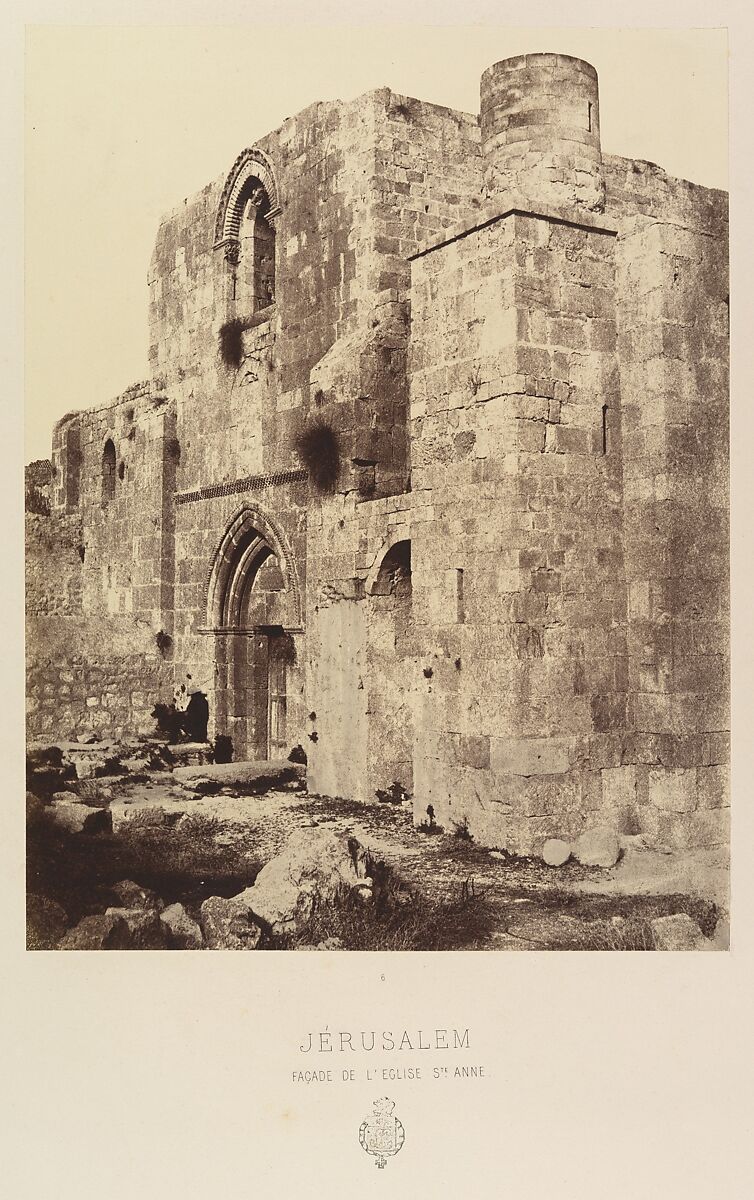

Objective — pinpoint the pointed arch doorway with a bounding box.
[205,508,303,762]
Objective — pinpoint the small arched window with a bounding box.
[215,148,280,314]
[237,182,276,311]
[102,439,116,504]
[371,540,412,598]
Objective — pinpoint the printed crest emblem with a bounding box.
[359,1097,405,1168]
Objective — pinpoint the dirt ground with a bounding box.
[29,771,727,951]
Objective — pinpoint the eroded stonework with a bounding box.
[26,54,729,855]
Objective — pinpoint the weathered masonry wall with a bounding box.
[405,209,625,854]
[147,89,481,510]
[51,381,177,633]
[305,491,417,802]
[170,478,308,762]
[616,206,729,849]
[480,54,604,212]
[25,511,171,743]
[26,52,729,855]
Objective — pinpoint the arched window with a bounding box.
[102,439,116,504]
[214,148,280,314]
[371,539,412,598]
[238,183,276,311]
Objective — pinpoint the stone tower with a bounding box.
[480,53,605,212]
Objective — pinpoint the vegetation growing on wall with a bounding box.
[218,310,273,370]
[218,318,247,369]
[294,418,341,493]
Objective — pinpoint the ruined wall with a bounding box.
[27,380,177,743]
[25,512,83,616]
[25,511,170,743]
[50,381,177,633]
[25,460,53,514]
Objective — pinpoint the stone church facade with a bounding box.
[26,54,729,855]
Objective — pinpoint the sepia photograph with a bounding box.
[24,23,730,953]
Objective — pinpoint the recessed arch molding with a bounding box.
[213,147,282,252]
[205,504,302,632]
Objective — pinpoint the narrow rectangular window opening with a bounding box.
[456,568,465,624]
[602,405,608,455]
[588,101,593,133]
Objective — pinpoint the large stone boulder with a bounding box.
[51,790,80,805]
[104,907,169,949]
[59,913,131,950]
[114,805,172,831]
[199,895,263,950]
[27,894,69,949]
[238,828,374,935]
[46,800,113,835]
[161,903,204,950]
[542,838,571,867]
[651,913,708,951]
[573,825,620,868]
[173,760,304,795]
[110,880,162,911]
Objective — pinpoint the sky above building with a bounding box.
[24,24,728,462]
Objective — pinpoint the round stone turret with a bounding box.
[480,53,605,212]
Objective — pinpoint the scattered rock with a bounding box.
[199,895,263,950]
[173,760,304,795]
[542,838,571,867]
[650,913,707,951]
[110,880,162,911]
[46,802,113,835]
[161,903,204,950]
[27,894,69,949]
[120,806,171,829]
[26,745,76,797]
[236,828,373,934]
[105,907,169,949]
[573,825,620,868]
[71,758,97,780]
[59,913,131,950]
[52,790,80,804]
[353,880,374,902]
[168,742,213,767]
[120,755,150,774]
